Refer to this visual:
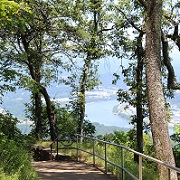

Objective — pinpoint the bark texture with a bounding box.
[40,86,57,141]
[34,92,42,140]
[145,0,177,179]
[136,31,144,155]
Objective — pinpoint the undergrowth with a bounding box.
[54,140,159,180]
[0,139,38,180]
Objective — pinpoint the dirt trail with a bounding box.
[32,160,120,180]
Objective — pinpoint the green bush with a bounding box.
[70,131,159,180]
[0,139,38,180]
[0,113,22,141]
[0,169,19,180]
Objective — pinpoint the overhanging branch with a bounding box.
[116,7,144,34]
[161,32,180,90]
[165,16,180,51]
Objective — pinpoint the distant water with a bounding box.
[17,99,132,134]
[86,99,175,135]
[17,99,175,135]
[85,99,132,128]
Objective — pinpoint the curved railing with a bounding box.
[50,134,180,180]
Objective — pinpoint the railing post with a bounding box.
[139,155,142,180]
[76,134,79,161]
[105,142,108,174]
[93,138,95,166]
[121,148,125,180]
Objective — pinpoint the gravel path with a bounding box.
[32,160,120,180]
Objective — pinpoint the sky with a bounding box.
[171,49,180,80]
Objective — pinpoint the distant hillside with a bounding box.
[92,122,130,136]
[17,121,130,136]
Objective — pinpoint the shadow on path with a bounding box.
[32,160,120,180]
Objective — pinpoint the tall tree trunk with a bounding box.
[145,0,177,179]
[34,92,42,140]
[135,31,144,160]
[40,86,57,141]
[78,60,89,138]
[77,92,85,138]
[77,0,100,140]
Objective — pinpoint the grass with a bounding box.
[0,140,38,180]
[47,139,159,180]
[33,139,180,180]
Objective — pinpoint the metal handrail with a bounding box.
[52,134,180,180]
[50,137,76,159]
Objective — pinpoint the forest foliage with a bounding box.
[0,0,180,179]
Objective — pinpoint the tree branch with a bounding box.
[97,26,114,35]
[161,32,180,90]
[116,7,144,34]
[165,16,180,51]
[137,0,147,9]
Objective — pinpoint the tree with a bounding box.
[161,1,180,90]
[142,0,177,179]
[60,0,111,137]
[0,0,58,140]
[0,1,30,98]
[111,1,147,158]
[110,1,178,176]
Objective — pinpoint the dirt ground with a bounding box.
[32,160,120,180]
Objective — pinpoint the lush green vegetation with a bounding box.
[171,124,180,168]
[52,130,158,180]
[50,128,179,180]
[0,113,38,180]
[0,0,180,179]
[0,140,38,180]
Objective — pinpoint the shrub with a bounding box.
[0,139,38,180]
